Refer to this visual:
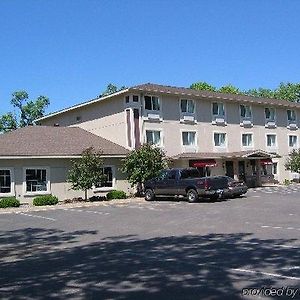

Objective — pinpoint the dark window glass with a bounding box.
[125,96,130,103]
[145,96,152,110]
[133,95,139,102]
[168,170,177,180]
[0,170,11,193]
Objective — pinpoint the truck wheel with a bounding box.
[187,189,198,203]
[145,189,155,201]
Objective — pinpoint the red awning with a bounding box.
[191,159,217,168]
[260,158,273,165]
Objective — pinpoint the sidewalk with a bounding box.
[0,197,145,214]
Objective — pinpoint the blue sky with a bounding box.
[0,0,300,115]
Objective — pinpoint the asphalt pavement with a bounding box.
[0,186,299,299]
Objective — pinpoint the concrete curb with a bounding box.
[0,197,145,214]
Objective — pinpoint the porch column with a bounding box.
[256,159,262,186]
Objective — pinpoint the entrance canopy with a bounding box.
[260,158,273,165]
[173,149,280,160]
[190,159,217,168]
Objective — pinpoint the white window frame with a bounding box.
[180,99,195,114]
[213,132,227,149]
[264,107,276,122]
[287,109,297,124]
[240,104,252,120]
[144,129,163,147]
[0,168,15,197]
[144,95,160,112]
[241,133,254,148]
[181,130,197,152]
[23,167,50,196]
[94,165,116,192]
[288,135,298,149]
[266,134,277,149]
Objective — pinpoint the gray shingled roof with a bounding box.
[131,83,300,108]
[0,126,129,157]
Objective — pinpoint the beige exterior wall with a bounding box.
[141,94,300,182]
[0,158,131,204]
[39,92,300,183]
[40,95,128,148]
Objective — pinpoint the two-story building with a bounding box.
[36,83,300,187]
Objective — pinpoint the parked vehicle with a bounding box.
[144,168,231,202]
[223,176,248,198]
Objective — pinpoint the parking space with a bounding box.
[0,187,299,299]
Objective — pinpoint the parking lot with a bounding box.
[0,186,299,299]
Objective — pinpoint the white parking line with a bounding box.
[66,208,110,215]
[231,268,300,281]
[16,212,56,221]
[260,225,300,231]
[239,241,299,249]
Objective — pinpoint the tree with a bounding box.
[274,82,300,102]
[121,144,170,195]
[100,83,127,97]
[0,91,50,133]
[67,147,106,200]
[219,84,241,95]
[190,81,216,92]
[285,149,300,173]
[244,88,276,99]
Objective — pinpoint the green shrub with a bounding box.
[283,179,291,186]
[33,195,59,206]
[0,197,20,208]
[106,190,127,200]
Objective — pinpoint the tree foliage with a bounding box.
[219,84,240,95]
[0,91,50,133]
[121,144,170,194]
[67,147,106,200]
[100,83,127,97]
[190,81,300,102]
[190,82,216,92]
[285,149,300,173]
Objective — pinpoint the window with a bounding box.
[96,167,114,188]
[182,132,196,146]
[167,170,177,180]
[240,105,252,118]
[25,168,48,193]
[133,95,139,102]
[266,135,276,147]
[146,130,161,146]
[180,169,201,179]
[0,169,12,194]
[265,108,275,121]
[212,102,225,116]
[181,99,195,114]
[242,134,253,147]
[214,133,226,147]
[144,96,160,111]
[289,135,298,148]
[287,110,296,122]
[125,96,130,103]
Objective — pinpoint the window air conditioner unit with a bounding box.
[265,121,276,128]
[215,117,225,125]
[241,120,252,127]
[147,113,160,120]
[288,123,298,130]
[183,115,195,122]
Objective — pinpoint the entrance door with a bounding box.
[238,161,246,181]
[225,161,234,178]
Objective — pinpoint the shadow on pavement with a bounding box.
[0,228,299,299]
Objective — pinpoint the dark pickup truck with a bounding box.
[144,168,233,202]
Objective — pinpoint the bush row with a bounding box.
[0,190,127,208]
